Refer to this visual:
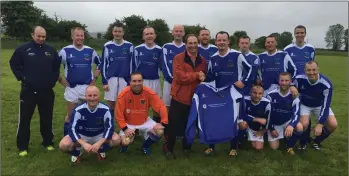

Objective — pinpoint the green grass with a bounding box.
[1,49,348,175]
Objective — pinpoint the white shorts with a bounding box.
[143,79,161,97]
[104,77,128,101]
[79,133,104,144]
[247,128,264,142]
[263,84,278,97]
[162,81,171,106]
[300,104,334,119]
[64,84,88,103]
[267,120,290,142]
[119,117,156,140]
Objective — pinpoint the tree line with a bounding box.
[1,1,347,50]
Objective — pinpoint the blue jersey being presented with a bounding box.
[294,74,332,124]
[198,44,218,61]
[133,44,162,80]
[161,42,185,84]
[69,102,114,142]
[59,45,101,88]
[258,50,297,90]
[242,51,260,95]
[100,40,134,85]
[243,96,271,131]
[206,49,252,88]
[267,88,300,130]
[186,83,244,145]
[284,43,315,75]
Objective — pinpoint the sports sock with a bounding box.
[300,121,311,145]
[98,143,112,153]
[238,129,247,143]
[313,126,331,144]
[230,138,238,150]
[71,147,81,156]
[287,131,302,148]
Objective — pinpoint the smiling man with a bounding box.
[58,27,101,136]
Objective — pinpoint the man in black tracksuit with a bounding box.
[9,26,61,156]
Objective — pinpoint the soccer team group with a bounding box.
[11,22,338,164]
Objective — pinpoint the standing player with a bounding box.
[258,35,297,97]
[267,72,303,155]
[100,22,134,118]
[132,26,163,123]
[59,86,121,164]
[284,25,315,146]
[238,35,260,95]
[238,85,271,151]
[294,61,337,150]
[58,27,101,136]
[198,29,218,87]
[115,72,168,155]
[205,31,252,90]
[161,24,186,153]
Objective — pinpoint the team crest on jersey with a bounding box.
[153,53,158,60]
[122,48,128,54]
[140,99,145,104]
[126,109,131,113]
[203,104,207,109]
[304,52,310,58]
[84,54,91,60]
[227,60,234,68]
[110,57,114,61]
[274,58,280,64]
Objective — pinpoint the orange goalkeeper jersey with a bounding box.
[115,86,168,130]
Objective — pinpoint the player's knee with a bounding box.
[121,136,134,146]
[326,115,338,132]
[295,123,303,132]
[111,133,121,147]
[59,139,73,152]
[300,116,310,129]
[254,144,264,151]
[239,121,248,130]
[269,142,279,150]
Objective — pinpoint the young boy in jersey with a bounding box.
[238,85,271,151]
[116,72,168,155]
[58,86,121,164]
[266,72,303,155]
[58,27,101,136]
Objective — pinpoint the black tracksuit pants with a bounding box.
[17,86,55,151]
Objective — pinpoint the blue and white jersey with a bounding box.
[69,102,114,142]
[242,51,260,95]
[284,43,315,75]
[244,96,271,131]
[198,44,218,61]
[161,42,185,84]
[266,88,300,130]
[206,49,252,88]
[100,40,134,85]
[59,45,101,88]
[258,50,297,90]
[294,74,332,124]
[186,83,244,145]
[132,44,162,80]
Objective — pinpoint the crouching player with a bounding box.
[238,85,271,150]
[59,86,121,164]
[266,72,303,155]
[116,72,168,154]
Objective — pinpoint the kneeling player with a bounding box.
[239,85,271,151]
[267,72,303,155]
[59,86,121,164]
[116,72,168,154]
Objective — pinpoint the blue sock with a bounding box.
[142,133,159,149]
[71,147,80,156]
[209,144,215,150]
[287,131,302,148]
[300,121,311,145]
[64,122,70,136]
[238,129,247,143]
[230,138,238,150]
[98,143,112,153]
[313,127,331,145]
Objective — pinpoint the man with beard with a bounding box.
[116,72,168,155]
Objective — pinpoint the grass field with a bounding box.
[1,48,348,175]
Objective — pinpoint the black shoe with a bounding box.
[165,151,176,159]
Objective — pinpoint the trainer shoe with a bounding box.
[71,155,81,164]
[19,150,28,157]
[229,149,238,156]
[297,144,307,150]
[120,146,128,153]
[311,141,321,150]
[142,148,151,155]
[46,145,54,151]
[97,152,106,161]
[204,148,214,156]
[287,148,296,155]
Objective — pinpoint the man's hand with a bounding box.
[198,71,205,82]
[153,123,165,131]
[271,130,279,138]
[90,141,103,153]
[290,86,299,98]
[82,142,93,152]
[234,80,245,89]
[256,118,266,125]
[284,125,294,137]
[59,78,69,87]
[124,128,135,138]
[103,85,110,92]
[314,124,323,136]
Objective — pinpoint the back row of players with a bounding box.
[57,23,337,160]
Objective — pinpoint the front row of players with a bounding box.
[59,61,337,163]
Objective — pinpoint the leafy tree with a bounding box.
[278,31,293,49]
[147,18,171,46]
[233,31,247,40]
[343,28,348,51]
[325,24,345,50]
[122,15,147,45]
[255,36,267,49]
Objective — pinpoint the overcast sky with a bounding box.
[34,2,348,48]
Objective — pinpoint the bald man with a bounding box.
[161,24,186,152]
[10,26,61,156]
[59,86,121,164]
